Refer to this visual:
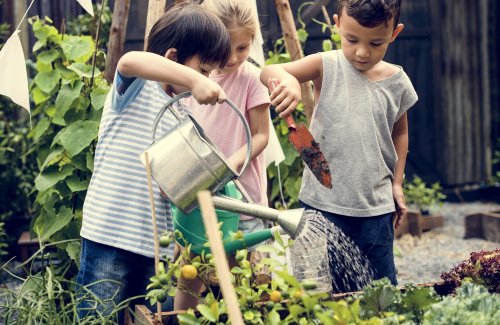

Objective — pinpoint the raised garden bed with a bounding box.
[464,210,500,242]
[395,210,444,238]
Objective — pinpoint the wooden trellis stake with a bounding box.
[144,0,166,50]
[105,0,131,83]
[197,191,244,325]
[274,0,315,123]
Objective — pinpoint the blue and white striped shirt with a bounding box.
[81,73,180,258]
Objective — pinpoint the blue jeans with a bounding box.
[300,202,397,285]
[76,238,173,324]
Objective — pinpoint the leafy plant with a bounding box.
[359,278,440,323]
[27,16,109,275]
[66,2,111,71]
[438,248,500,295]
[422,283,500,325]
[0,241,133,324]
[403,175,446,214]
[148,231,443,324]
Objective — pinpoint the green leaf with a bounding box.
[289,304,306,318]
[67,62,100,78]
[71,154,89,171]
[31,117,51,141]
[90,82,109,110]
[66,240,81,267]
[256,244,280,254]
[40,147,66,169]
[66,174,89,192]
[243,310,255,321]
[322,39,333,52]
[274,270,300,287]
[360,279,400,317]
[35,165,74,192]
[177,313,201,325]
[32,87,50,105]
[34,206,74,241]
[37,49,60,65]
[61,35,95,63]
[55,121,99,157]
[34,70,61,94]
[197,304,217,322]
[54,81,84,122]
[268,310,281,324]
[86,151,94,172]
[297,28,309,44]
[32,20,59,50]
[20,275,44,296]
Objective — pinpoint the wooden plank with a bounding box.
[465,211,500,243]
[134,305,184,325]
[437,0,491,185]
[420,214,444,232]
[395,211,443,238]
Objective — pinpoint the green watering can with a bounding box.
[173,181,280,255]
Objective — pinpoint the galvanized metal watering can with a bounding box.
[141,92,306,251]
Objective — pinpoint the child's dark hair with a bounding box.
[338,0,402,29]
[147,3,231,68]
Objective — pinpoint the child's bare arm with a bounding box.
[117,51,225,104]
[260,54,323,117]
[227,104,270,172]
[392,112,409,228]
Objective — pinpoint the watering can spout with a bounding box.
[222,226,279,253]
[211,196,306,239]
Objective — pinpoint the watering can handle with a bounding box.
[151,91,253,178]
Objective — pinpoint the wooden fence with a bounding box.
[2,0,499,187]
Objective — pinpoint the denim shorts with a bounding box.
[76,238,173,324]
[300,202,397,285]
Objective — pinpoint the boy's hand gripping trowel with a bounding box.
[269,79,332,188]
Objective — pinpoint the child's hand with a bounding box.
[191,78,227,105]
[392,183,407,229]
[268,78,301,118]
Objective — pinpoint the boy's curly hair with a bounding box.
[338,0,402,29]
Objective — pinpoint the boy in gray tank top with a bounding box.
[261,0,417,285]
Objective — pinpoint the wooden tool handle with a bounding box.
[285,115,297,129]
[268,78,297,130]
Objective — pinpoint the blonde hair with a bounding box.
[201,0,257,37]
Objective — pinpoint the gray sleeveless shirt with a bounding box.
[298,50,418,217]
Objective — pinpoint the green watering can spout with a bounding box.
[221,227,278,254]
[173,182,278,255]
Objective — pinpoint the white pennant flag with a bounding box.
[0,30,30,114]
[77,0,94,17]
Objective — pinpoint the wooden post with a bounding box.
[144,0,166,50]
[197,191,244,325]
[274,0,315,122]
[105,0,131,83]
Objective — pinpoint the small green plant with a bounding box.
[404,175,446,214]
[0,241,134,324]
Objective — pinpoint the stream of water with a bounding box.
[289,210,374,293]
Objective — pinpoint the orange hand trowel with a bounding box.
[269,79,332,188]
